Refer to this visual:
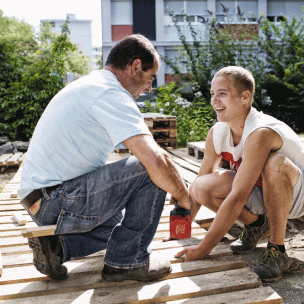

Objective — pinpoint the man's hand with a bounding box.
[174,245,208,262]
[169,195,191,210]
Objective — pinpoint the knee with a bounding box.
[262,152,287,181]
[189,178,209,205]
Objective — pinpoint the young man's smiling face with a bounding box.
[210,76,248,124]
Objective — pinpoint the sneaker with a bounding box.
[230,216,270,254]
[28,236,68,280]
[101,253,172,282]
[253,245,291,282]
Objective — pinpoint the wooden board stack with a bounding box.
[0,149,282,303]
[0,152,26,173]
[143,113,177,149]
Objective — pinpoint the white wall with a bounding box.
[111,0,133,25]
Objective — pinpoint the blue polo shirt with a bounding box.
[18,70,151,200]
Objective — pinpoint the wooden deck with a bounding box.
[0,149,283,303]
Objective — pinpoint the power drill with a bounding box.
[170,203,191,239]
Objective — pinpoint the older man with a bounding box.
[18,34,191,282]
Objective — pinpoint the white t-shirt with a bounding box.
[213,107,304,185]
[18,70,151,200]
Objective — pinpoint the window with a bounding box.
[188,15,195,23]
[174,14,184,23]
[267,16,284,22]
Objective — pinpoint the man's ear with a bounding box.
[131,59,142,75]
[242,90,251,105]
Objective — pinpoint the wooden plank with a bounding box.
[167,152,200,175]
[21,225,56,238]
[0,197,24,204]
[0,211,28,217]
[0,245,31,256]
[1,253,34,268]
[1,183,21,190]
[0,267,259,301]
[0,236,28,248]
[2,242,232,268]
[0,254,244,285]
[0,287,283,304]
[6,153,23,166]
[20,219,203,239]
[143,113,176,120]
[0,200,21,205]
[167,148,202,167]
[165,287,282,304]
[10,191,19,199]
[2,225,203,249]
[187,141,205,159]
[0,214,32,224]
[0,153,13,166]
[153,228,207,241]
[12,213,26,226]
[17,153,27,165]
[0,222,37,233]
[0,230,26,238]
[0,250,2,276]
[174,164,197,184]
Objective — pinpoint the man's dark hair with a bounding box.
[105,34,159,71]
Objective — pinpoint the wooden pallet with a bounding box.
[143,113,177,149]
[0,150,282,303]
[187,141,230,168]
[0,153,26,173]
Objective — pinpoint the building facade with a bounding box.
[41,14,97,70]
[101,0,304,87]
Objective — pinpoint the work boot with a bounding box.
[28,235,68,280]
[230,215,270,254]
[101,252,172,282]
[253,244,291,282]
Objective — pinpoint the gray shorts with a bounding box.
[230,168,304,219]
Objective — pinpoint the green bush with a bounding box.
[142,82,216,147]
[255,14,304,131]
[164,9,304,132]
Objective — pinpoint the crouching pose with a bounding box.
[18,34,191,282]
[176,66,304,282]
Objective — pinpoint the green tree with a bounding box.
[0,10,37,68]
[164,10,261,105]
[256,14,304,131]
[38,21,92,76]
[0,11,91,76]
[0,10,36,44]
[0,20,77,141]
[164,9,304,132]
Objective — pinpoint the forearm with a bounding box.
[145,152,190,208]
[196,196,245,255]
[123,135,190,208]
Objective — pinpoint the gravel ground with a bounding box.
[226,222,304,303]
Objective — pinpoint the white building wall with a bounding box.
[286,1,304,20]
[111,0,133,25]
[102,0,304,87]
[41,15,94,69]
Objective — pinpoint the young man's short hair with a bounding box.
[105,34,160,71]
[214,66,255,102]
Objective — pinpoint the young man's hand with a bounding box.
[174,245,208,262]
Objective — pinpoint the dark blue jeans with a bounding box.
[29,156,166,269]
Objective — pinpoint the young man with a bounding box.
[18,34,191,282]
[175,66,304,282]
